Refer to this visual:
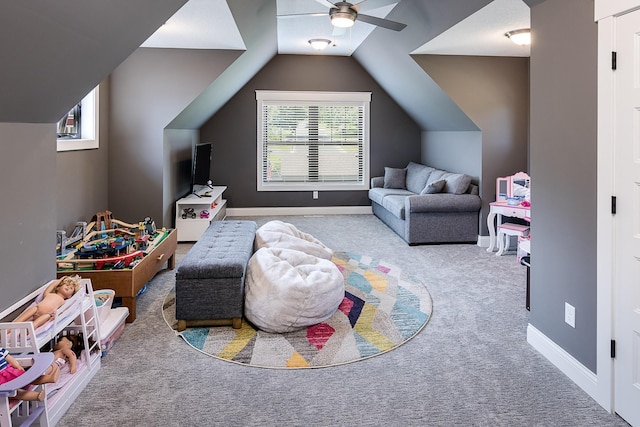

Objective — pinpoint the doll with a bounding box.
[0,347,60,401]
[53,337,77,374]
[13,275,81,329]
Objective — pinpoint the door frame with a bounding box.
[595,0,640,413]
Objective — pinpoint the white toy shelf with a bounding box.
[0,278,101,426]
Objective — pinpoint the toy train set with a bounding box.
[56,211,170,271]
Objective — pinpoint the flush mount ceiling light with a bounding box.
[330,5,357,28]
[505,28,531,46]
[308,38,332,50]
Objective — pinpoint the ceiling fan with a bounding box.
[280,0,407,32]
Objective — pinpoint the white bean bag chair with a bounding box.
[244,247,345,333]
[254,220,333,260]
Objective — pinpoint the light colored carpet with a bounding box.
[56,215,627,426]
[162,251,432,369]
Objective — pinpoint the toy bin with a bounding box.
[99,306,128,357]
[94,289,115,325]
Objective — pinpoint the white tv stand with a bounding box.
[175,185,227,242]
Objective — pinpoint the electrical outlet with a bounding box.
[565,303,575,328]
[313,191,318,199]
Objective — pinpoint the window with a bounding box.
[57,86,99,151]
[256,90,370,191]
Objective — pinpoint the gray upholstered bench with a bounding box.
[175,220,257,331]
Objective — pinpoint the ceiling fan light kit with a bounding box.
[330,4,357,28]
[505,28,531,46]
[279,1,406,34]
[309,38,332,50]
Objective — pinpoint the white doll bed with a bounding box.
[0,279,90,350]
[0,278,101,426]
[0,320,54,427]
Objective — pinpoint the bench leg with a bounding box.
[232,318,242,329]
[177,320,187,332]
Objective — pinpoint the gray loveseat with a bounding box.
[369,162,481,245]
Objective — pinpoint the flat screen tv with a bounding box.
[192,143,212,191]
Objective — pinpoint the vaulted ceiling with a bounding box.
[0,0,544,131]
[142,0,531,57]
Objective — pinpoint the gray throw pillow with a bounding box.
[383,167,406,189]
[405,162,434,194]
[442,173,472,194]
[421,179,446,194]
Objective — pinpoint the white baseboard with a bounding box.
[226,206,373,217]
[527,324,599,404]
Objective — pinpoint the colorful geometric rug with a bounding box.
[162,251,433,369]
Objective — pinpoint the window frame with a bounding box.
[256,90,371,192]
[56,86,100,152]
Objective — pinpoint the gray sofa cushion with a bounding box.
[421,179,446,194]
[383,167,406,189]
[381,195,406,219]
[368,188,414,205]
[405,162,434,194]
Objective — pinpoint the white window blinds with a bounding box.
[256,91,370,191]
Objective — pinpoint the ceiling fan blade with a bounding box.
[277,12,327,18]
[357,13,406,31]
[312,0,336,9]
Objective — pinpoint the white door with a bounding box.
[614,9,640,426]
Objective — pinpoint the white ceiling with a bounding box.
[142,0,530,57]
[141,0,245,50]
[275,0,399,56]
[412,0,531,57]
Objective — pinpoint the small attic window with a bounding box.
[56,86,99,151]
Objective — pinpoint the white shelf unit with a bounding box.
[0,278,101,427]
[175,185,227,242]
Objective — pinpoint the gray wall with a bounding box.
[0,1,187,314]
[163,129,200,226]
[108,48,242,227]
[421,130,482,231]
[413,55,530,235]
[0,0,187,124]
[529,0,598,372]
[353,0,492,132]
[199,54,422,208]
[421,130,482,181]
[56,80,110,234]
[0,123,57,311]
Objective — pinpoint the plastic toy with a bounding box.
[53,337,77,374]
[200,210,210,219]
[13,276,82,329]
[0,347,61,401]
[182,208,196,219]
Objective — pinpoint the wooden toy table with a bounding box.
[57,229,177,323]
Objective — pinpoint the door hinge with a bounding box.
[611,340,616,358]
[612,196,617,214]
[612,51,617,70]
